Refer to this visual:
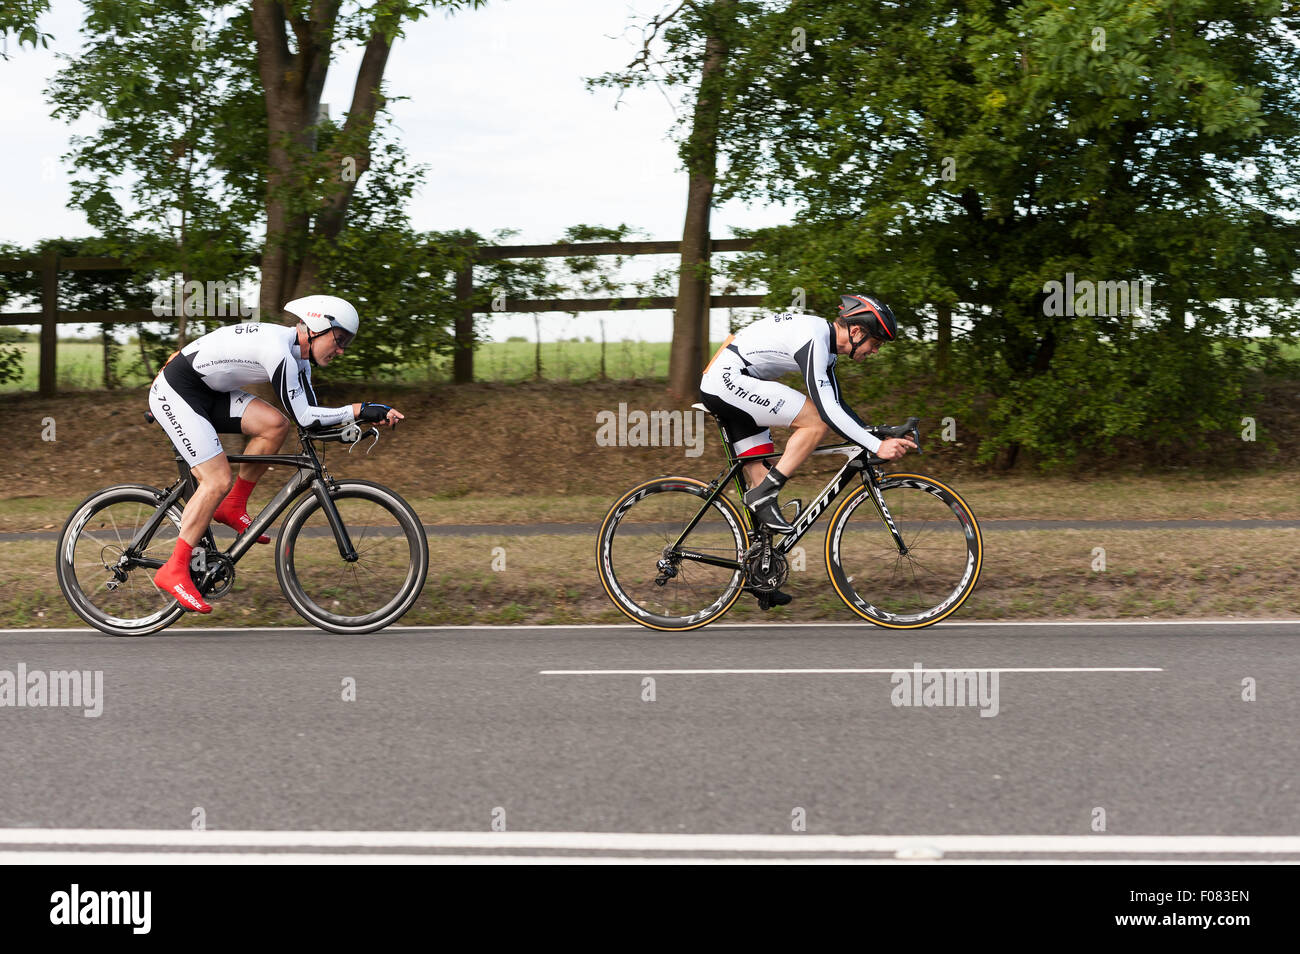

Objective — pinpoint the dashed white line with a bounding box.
[540,667,1165,675]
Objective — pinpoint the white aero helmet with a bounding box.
[284,294,359,348]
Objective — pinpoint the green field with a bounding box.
[1,340,152,391]
[0,337,686,392]
[4,333,1296,393]
[409,338,680,384]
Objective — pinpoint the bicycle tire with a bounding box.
[275,479,429,634]
[56,484,187,637]
[824,472,982,628]
[597,476,748,631]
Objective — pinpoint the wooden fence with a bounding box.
[0,238,760,394]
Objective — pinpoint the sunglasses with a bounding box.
[330,328,355,349]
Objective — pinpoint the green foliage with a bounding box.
[47,2,263,283]
[0,0,51,57]
[0,237,165,386]
[968,322,1257,468]
[586,1,767,175]
[715,0,1300,468]
[43,1,508,385]
[0,344,20,385]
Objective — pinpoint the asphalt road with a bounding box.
[1,621,1296,862]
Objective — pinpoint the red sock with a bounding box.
[214,477,268,544]
[224,477,255,512]
[169,539,194,572]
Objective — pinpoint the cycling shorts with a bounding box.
[699,350,806,457]
[148,354,254,466]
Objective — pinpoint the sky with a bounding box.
[1,0,794,342]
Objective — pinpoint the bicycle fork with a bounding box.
[863,469,908,555]
[312,478,358,562]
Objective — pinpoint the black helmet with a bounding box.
[838,294,897,341]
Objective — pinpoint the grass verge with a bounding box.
[7,527,1297,630]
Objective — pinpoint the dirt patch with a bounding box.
[3,379,1298,506]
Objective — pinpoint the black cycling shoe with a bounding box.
[746,587,793,611]
[743,484,795,534]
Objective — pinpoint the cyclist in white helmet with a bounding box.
[146,294,404,614]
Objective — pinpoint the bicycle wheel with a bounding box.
[276,479,428,634]
[597,476,748,631]
[56,484,186,636]
[825,472,982,628]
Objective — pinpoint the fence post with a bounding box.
[453,244,475,384]
[39,247,58,397]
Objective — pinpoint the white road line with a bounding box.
[540,667,1164,675]
[2,619,1296,635]
[0,852,1291,865]
[0,830,1296,853]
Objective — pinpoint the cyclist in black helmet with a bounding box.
[699,293,916,609]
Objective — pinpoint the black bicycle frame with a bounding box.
[120,435,358,577]
[668,421,918,572]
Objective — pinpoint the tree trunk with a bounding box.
[251,0,350,315]
[453,259,474,383]
[936,302,952,376]
[292,31,392,299]
[667,0,732,401]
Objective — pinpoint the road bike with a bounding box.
[57,415,429,636]
[597,405,982,631]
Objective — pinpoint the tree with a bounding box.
[250,0,485,315]
[48,2,266,346]
[49,0,489,342]
[0,0,51,58]
[717,0,1300,467]
[589,0,750,400]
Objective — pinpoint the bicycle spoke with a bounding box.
[598,481,745,629]
[58,491,184,635]
[830,477,981,626]
[282,490,423,628]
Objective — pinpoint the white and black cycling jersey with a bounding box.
[172,322,354,429]
[700,312,882,455]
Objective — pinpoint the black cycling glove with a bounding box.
[357,402,393,423]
